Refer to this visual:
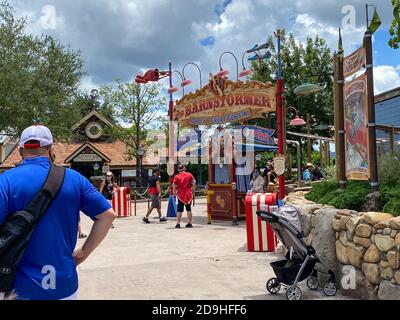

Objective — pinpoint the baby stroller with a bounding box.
[256,204,337,300]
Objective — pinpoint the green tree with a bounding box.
[250,31,334,168]
[100,81,167,185]
[389,0,400,49]
[0,2,84,140]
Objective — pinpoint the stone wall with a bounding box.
[285,192,400,300]
[333,210,400,300]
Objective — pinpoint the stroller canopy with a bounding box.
[272,204,302,234]
[269,204,308,259]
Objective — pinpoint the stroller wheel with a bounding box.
[286,285,302,301]
[323,282,337,297]
[266,278,281,295]
[306,276,319,290]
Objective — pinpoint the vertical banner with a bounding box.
[344,74,370,180]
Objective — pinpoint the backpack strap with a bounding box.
[24,165,66,221]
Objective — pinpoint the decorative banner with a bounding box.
[273,155,286,177]
[344,73,370,180]
[240,125,276,145]
[174,78,276,127]
[343,47,365,79]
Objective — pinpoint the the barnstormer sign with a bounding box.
[174,76,277,127]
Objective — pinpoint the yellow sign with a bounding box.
[174,78,277,127]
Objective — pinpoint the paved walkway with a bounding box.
[77,198,349,300]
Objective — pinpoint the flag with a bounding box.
[368,8,382,34]
[338,28,344,53]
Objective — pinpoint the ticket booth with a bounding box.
[206,127,278,224]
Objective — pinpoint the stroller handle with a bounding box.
[256,210,279,223]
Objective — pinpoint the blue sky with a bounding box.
[373,29,399,68]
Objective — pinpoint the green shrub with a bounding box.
[305,180,370,211]
[378,154,400,187]
[322,166,336,180]
[383,198,400,217]
[305,180,338,203]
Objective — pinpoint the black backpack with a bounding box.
[0,165,65,295]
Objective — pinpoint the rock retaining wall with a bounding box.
[332,210,400,300]
[285,192,400,300]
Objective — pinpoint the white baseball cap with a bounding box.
[19,125,53,149]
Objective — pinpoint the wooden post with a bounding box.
[335,52,347,189]
[307,113,312,163]
[334,54,340,180]
[325,141,331,167]
[319,140,324,167]
[389,126,395,156]
[364,31,379,192]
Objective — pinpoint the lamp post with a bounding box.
[134,63,178,192]
[137,146,145,188]
[182,62,203,88]
[239,51,253,78]
[294,72,334,164]
[218,51,239,80]
[182,62,203,185]
[172,70,185,96]
[286,107,307,127]
[275,29,285,199]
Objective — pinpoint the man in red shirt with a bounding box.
[173,164,196,229]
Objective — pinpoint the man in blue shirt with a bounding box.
[0,125,115,300]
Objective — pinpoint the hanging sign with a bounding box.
[343,47,365,79]
[240,125,276,145]
[174,78,276,127]
[273,155,286,177]
[344,73,369,180]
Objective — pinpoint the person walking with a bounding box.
[100,172,118,228]
[173,164,196,229]
[143,168,167,224]
[249,168,265,193]
[0,125,115,300]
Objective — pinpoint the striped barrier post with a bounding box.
[112,187,132,218]
[245,193,278,252]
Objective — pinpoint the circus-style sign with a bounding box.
[174,76,277,127]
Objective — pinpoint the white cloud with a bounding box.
[374,66,400,94]
[8,0,396,93]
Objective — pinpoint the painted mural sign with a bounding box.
[240,125,276,145]
[343,47,365,79]
[174,77,277,127]
[344,73,370,180]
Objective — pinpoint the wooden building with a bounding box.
[0,110,159,188]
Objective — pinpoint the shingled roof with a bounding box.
[0,140,160,169]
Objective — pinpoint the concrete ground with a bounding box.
[77,198,350,300]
